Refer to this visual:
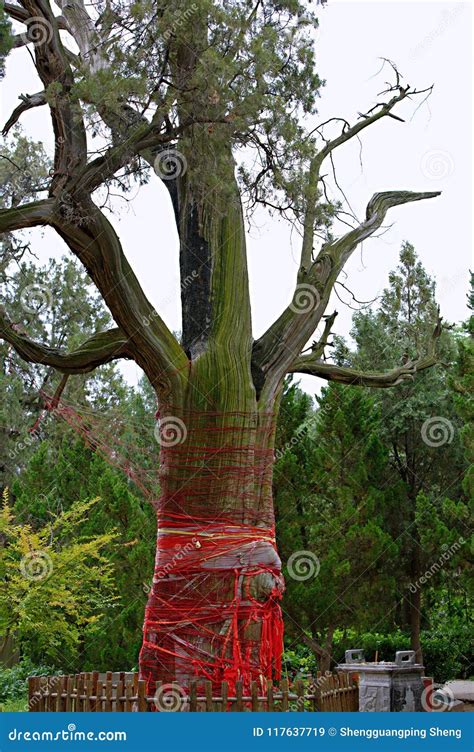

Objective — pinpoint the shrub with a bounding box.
[0,658,56,709]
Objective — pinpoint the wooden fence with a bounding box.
[28,672,358,712]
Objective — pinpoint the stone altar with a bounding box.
[337,649,425,712]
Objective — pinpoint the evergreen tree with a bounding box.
[0,256,128,489]
[275,380,397,671]
[12,404,157,670]
[349,243,467,662]
[0,6,12,80]
[1,0,444,685]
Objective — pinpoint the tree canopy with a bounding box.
[1,1,443,407]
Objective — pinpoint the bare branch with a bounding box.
[301,311,337,360]
[316,83,433,165]
[253,190,440,402]
[2,91,46,136]
[328,190,441,269]
[0,307,131,373]
[290,314,443,388]
[289,356,436,388]
[0,194,186,393]
[0,199,54,233]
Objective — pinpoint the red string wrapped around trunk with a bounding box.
[39,395,285,698]
[139,511,284,696]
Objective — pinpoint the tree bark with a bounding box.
[1,4,443,692]
[139,386,285,694]
[408,540,424,665]
[139,157,285,693]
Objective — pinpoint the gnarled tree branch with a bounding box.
[17,0,87,195]
[289,356,437,388]
[0,199,54,232]
[253,64,437,405]
[290,315,443,388]
[51,198,188,395]
[0,307,131,373]
[253,190,440,402]
[4,2,70,30]
[327,190,441,269]
[2,91,46,136]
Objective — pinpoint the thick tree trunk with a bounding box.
[138,145,286,692]
[139,392,285,694]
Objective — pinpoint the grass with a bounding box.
[0,697,28,712]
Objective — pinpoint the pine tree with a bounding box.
[275,380,397,671]
[349,243,467,662]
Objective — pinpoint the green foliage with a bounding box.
[450,273,474,503]
[70,0,326,216]
[0,6,13,79]
[0,130,50,212]
[12,433,156,671]
[275,379,398,658]
[283,626,472,684]
[0,658,56,709]
[0,255,129,490]
[348,244,469,638]
[1,254,157,671]
[0,490,118,668]
[0,238,469,682]
[274,246,471,679]
[282,644,317,679]
[331,624,472,684]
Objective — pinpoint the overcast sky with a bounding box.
[2,1,472,394]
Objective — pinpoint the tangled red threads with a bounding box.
[39,396,285,697]
[139,511,284,696]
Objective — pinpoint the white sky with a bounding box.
[1,1,472,394]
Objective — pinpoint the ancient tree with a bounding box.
[0,0,441,691]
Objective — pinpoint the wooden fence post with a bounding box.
[280,678,289,712]
[25,670,358,713]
